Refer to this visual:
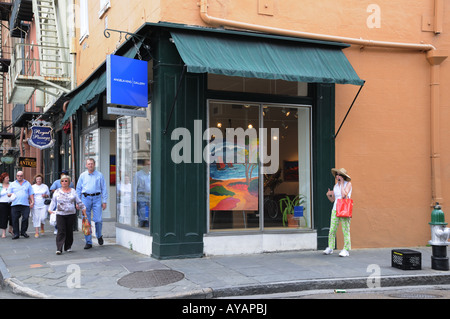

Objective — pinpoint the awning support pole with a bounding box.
[163,64,187,135]
[334,83,364,139]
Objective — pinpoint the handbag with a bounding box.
[44,198,51,205]
[82,217,91,236]
[336,198,353,218]
[49,213,57,226]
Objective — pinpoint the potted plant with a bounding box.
[280,194,305,227]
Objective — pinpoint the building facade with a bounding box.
[0,0,75,184]
[1,0,450,259]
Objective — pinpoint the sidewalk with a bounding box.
[1,225,449,299]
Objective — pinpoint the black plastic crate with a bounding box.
[391,249,421,270]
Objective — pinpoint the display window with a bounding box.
[207,100,312,232]
[116,107,151,228]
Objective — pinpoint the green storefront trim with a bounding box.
[145,24,349,258]
[151,29,207,259]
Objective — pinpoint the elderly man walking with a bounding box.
[8,171,34,239]
[76,158,108,249]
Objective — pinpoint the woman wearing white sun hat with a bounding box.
[323,168,352,257]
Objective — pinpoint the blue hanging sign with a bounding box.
[28,120,55,150]
[106,54,148,108]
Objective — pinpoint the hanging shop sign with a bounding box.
[0,156,14,164]
[19,157,36,168]
[106,54,148,108]
[28,119,55,150]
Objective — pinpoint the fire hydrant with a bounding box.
[429,203,450,270]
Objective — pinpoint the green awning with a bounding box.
[170,30,364,86]
[62,40,142,123]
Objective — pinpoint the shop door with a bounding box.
[80,128,116,220]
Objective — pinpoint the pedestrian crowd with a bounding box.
[0,158,108,255]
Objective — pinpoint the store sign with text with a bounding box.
[28,120,55,150]
[19,157,36,168]
[106,54,148,108]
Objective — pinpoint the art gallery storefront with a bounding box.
[70,23,363,259]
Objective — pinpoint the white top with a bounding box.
[49,188,85,216]
[332,181,352,211]
[0,184,10,203]
[32,183,50,208]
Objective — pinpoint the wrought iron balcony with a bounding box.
[9,0,33,38]
[12,103,39,127]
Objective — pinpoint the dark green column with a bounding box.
[312,83,336,250]
[151,30,207,259]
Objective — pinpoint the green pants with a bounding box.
[328,210,351,250]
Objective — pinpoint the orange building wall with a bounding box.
[74,0,450,249]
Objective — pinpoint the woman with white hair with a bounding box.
[323,168,353,257]
[48,175,86,255]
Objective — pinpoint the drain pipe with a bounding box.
[427,51,447,205]
[199,0,435,51]
[199,0,447,206]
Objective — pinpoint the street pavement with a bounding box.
[1,222,450,299]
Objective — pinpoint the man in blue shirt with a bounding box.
[50,170,75,192]
[8,171,34,239]
[76,158,108,249]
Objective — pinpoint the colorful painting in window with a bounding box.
[209,139,259,211]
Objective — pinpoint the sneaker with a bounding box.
[339,249,349,257]
[323,247,333,255]
[84,244,92,250]
[98,236,103,246]
[56,251,62,255]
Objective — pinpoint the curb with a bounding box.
[152,273,450,299]
[210,273,450,298]
[4,277,50,299]
[0,254,50,299]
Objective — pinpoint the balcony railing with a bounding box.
[12,103,39,127]
[9,0,33,38]
[7,42,71,104]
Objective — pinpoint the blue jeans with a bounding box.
[82,194,102,245]
[137,201,149,227]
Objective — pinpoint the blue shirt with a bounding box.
[134,169,151,202]
[76,170,108,203]
[9,180,34,206]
